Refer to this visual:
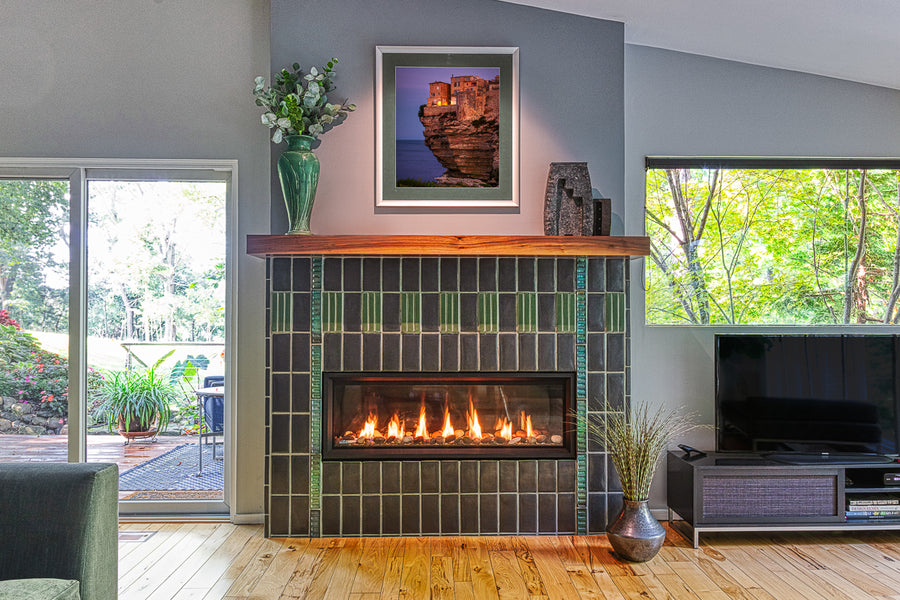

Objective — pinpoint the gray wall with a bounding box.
[625,44,900,507]
[269,0,624,235]
[0,0,271,519]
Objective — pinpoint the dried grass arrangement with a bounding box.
[582,401,696,501]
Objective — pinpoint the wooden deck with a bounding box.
[116,521,900,599]
[0,433,193,468]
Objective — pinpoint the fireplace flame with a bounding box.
[441,405,455,437]
[467,398,483,440]
[520,411,534,438]
[500,419,513,440]
[414,400,428,438]
[359,413,377,439]
[386,413,404,439]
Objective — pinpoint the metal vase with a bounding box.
[606,499,666,562]
[277,134,319,235]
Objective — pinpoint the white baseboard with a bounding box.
[231,512,265,525]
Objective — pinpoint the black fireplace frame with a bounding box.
[322,371,577,460]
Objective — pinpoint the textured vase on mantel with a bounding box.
[605,499,666,562]
[277,134,320,235]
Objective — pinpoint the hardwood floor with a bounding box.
[117,522,900,599]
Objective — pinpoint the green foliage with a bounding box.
[645,167,900,325]
[0,180,69,331]
[96,367,179,434]
[0,324,41,363]
[253,58,356,142]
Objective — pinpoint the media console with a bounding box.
[667,451,900,548]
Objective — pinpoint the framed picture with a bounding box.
[375,46,519,208]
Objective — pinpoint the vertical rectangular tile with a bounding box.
[322,292,343,332]
[516,292,537,333]
[362,257,381,291]
[606,293,625,333]
[292,257,311,291]
[361,292,382,333]
[555,292,576,332]
[343,257,361,291]
[477,292,499,333]
[439,293,460,334]
[400,292,421,334]
[271,292,293,333]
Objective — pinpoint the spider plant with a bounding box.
[581,401,696,501]
[97,367,179,434]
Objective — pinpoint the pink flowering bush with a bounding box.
[0,324,102,419]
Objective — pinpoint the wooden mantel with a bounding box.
[246,235,650,257]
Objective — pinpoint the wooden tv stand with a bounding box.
[667,451,900,548]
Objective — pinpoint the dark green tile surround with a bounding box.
[266,255,629,537]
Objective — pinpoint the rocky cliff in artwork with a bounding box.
[420,75,500,187]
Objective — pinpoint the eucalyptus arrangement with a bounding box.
[253,58,356,143]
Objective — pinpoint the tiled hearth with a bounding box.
[264,251,631,537]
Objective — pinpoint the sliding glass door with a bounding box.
[0,161,234,516]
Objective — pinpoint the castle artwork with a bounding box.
[395,67,500,187]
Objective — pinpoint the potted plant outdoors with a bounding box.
[582,401,696,562]
[253,58,356,235]
[97,367,179,444]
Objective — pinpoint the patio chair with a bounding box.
[198,375,224,473]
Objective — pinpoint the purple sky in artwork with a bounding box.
[395,66,500,140]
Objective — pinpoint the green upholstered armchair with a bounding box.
[0,463,118,600]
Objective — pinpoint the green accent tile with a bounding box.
[606,293,625,333]
[575,257,587,291]
[309,454,321,510]
[361,292,382,333]
[516,292,537,333]
[440,292,460,334]
[310,290,322,344]
[576,344,586,398]
[576,291,586,344]
[556,292,576,333]
[310,342,322,521]
[401,292,421,334]
[311,256,323,289]
[322,292,343,332]
[576,257,587,344]
[477,292,499,333]
[309,509,320,538]
[271,292,293,333]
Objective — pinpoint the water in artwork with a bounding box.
[396,139,445,184]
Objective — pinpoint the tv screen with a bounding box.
[716,334,900,457]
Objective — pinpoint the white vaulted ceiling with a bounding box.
[499,0,900,91]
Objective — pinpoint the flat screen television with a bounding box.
[716,334,900,463]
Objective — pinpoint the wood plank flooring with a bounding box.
[116,522,900,599]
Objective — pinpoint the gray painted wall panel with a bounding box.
[0,0,271,518]
[268,0,625,235]
[625,44,900,508]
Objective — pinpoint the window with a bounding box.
[644,158,900,325]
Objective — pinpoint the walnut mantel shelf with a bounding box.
[246,234,650,257]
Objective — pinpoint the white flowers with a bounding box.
[252,59,355,143]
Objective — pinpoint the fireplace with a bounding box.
[256,241,638,537]
[324,372,574,459]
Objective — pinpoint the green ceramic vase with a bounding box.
[277,134,320,235]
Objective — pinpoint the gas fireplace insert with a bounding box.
[323,372,575,460]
